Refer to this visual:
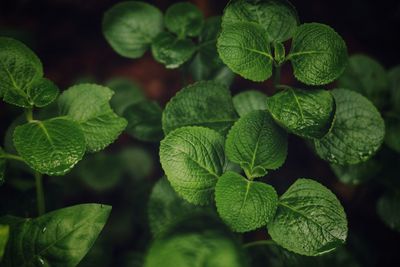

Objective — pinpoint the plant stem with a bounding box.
[0,153,25,162]
[35,171,45,216]
[273,65,281,89]
[243,239,276,249]
[25,107,33,122]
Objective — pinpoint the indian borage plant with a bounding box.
[0,36,129,266]
[101,0,386,265]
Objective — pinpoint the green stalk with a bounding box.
[0,153,25,162]
[272,65,281,89]
[25,107,33,122]
[35,171,45,216]
[243,239,276,249]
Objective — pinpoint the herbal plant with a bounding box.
[0,37,129,266]
[102,0,386,265]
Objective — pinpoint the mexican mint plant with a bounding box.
[101,0,387,265]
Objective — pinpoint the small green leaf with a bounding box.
[0,204,111,267]
[164,2,204,37]
[225,110,287,178]
[218,22,273,82]
[388,65,400,112]
[273,42,286,64]
[28,78,59,107]
[151,32,196,69]
[159,126,225,205]
[331,159,381,185]
[102,1,163,58]
[384,114,400,153]
[377,191,400,232]
[267,87,335,139]
[338,54,389,108]
[0,225,9,261]
[268,179,348,256]
[314,89,385,165]
[233,90,268,117]
[162,81,238,135]
[13,117,86,175]
[0,148,5,185]
[289,23,347,85]
[59,83,127,152]
[148,177,205,238]
[222,0,299,42]
[215,171,278,232]
[123,100,163,142]
[106,78,145,116]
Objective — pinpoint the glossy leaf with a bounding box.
[268,179,348,256]
[28,78,59,107]
[222,0,299,42]
[123,100,163,142]
[289,23,347,85]
[164,2,203,37]
[330,159,381,185]
[225,110,287,178]
[338,54,389,108]
[218,22,273,82]
[377,191,400,232]
[0,225,9,261]
[233,90,268,117]
[102,1,163,58]
[0,204,111,267]
[162,81,238,135]
[388,65,400,112]
[13,117,86,175]
[215,171,278,232]
[267,87,335,139]
[314,89,385,165]
[59,83,127,152]
[151,32,196,69]
[107,78,145,116]
[384,114,400,153]
[159,126,225,205]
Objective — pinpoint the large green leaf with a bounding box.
[148,177,205,238]
[268,179,348,256]
[384,114,400,153]
[215,171,278,232]
[151,32,196,69]
[102,1,163,58]
[232,90,268,117]
[388,65,400,112]
[377,191,400,232]
[267,87,335,139]
[159,126,225,205]
[123,100,163,142]
[0,225,9,261]
[338,54,389,108]
[59,83,127,152]
[162,81,238,135]
[314,89,385,165]
[0,204,111,267]
[164,2,203,38]
[289,23,347,85]
[13,117,86,175]
[225,110,287,178]
[217,22,273,82]
[222,0,299,42]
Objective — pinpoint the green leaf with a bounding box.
[164,2,204,37]
[289,23,347,85]
[28,78,59,107]
[267,87,335,139]
[123,100,163,142]
[13,117,86,175]
[0,147,5,186]
[225,110,287,178]
[59,83,127,152]
[102,1,163,58]
[151,32,196,69]
[162,81,238,135]
[384,114,400,153]
[233,90,268,117]
[106,78,145,116]
[388,65,400,112]
[268,179,348,256]
[314,89,385,165]
[159,126,225,205]
[148,177,205,238]
[0,203,111,267]
[331,159,381,185]
[377,191,400,232]
[119,147,154,179]
[222,0,299,42]
[215,171,278,232]
[338,54,389,108]
[218,22,273,82]
[0,225,9,261]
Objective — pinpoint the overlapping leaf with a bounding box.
[232,90,268,117]
[164,2,204,37]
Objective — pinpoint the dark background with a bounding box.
[0,0,400,266]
